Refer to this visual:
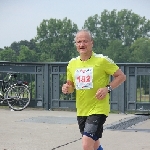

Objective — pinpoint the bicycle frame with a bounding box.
[0,72,31,111]
[0,73,24,101]
[0,74,13,101]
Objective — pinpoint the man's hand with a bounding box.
[62,81,74,94]
[95,87,108,100]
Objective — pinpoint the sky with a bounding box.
[0,0,150,48]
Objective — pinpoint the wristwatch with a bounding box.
[106,85,112,93]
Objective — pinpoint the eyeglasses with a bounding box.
[75,40,90,45]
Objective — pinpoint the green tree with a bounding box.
[40,52,55,62]
[104,40,130,63]
[0,48,3,51]
[129,38,150,62]
[0,48,17,62]
[36,17,78,62]
[10,39,39,56]
[17,45,38,62]
[83,9,150,50]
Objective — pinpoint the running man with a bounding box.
[62,29,126,150]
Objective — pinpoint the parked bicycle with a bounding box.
[0,72,31,111]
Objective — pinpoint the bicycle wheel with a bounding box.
[6,84,30,111]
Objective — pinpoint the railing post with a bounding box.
[43,64,49,110]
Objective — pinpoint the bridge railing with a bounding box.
[0,62,150,113]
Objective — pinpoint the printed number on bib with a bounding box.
[75,68,93,89]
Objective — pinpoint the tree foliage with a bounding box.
[83,9,150,50]
[104,40,130,63]
[17,45,38,62]
[36,17,78,62]
[0,47,16,62]
[130,38,150,62]
[0,9,150,63]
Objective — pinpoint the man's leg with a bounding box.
[95,141,103,150]
[82,137,103,150]
[94,140,100,150]
[82,135,96,150]
[77,115,106,150]
[82,115,106,150]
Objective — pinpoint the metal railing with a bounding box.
[0,61,150,113]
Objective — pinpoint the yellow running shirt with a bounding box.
[67,52,119,116]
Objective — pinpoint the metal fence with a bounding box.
[0,61,150,113]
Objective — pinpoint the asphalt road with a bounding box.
[0,108,149,150]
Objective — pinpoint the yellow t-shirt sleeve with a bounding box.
[103,57,119,75]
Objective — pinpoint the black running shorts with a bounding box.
[77,114,107,139]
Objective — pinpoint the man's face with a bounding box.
[75,31,93,54]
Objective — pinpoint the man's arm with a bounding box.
[109,69,126,90]
[95,69,126,100]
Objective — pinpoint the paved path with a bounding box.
[0,108,149,150]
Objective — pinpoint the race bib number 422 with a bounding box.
[75,67,93,90]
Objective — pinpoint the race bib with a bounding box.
[75,67,93,90]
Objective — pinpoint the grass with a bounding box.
[136,88,150,102]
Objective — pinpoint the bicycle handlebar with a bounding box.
[7,72,19,80]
